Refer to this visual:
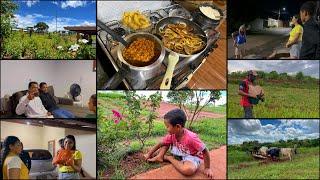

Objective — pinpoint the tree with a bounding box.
[0,0,18,39]
[34,22,49,33]
[167,90,222,128]
[167,91,194,109]
[296,71,304,81]
[269,71,279,79]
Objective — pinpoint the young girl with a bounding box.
[86,94,96,118]
[286,15,303,59]
[144,109,213,178]
[232,24,247,59]
[56,135,83,179]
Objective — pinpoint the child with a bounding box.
[144,109,213,178]
[86,94,96,118]
[232,24,247,59]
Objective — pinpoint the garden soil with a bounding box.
[130,145,226,179]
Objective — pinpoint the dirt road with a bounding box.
[130,145,227,179]
[158,102,225,119]
[228,28,291,59]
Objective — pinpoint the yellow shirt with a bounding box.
[289,24,303,42]
[58,150,82,173]
[3,152,29,179]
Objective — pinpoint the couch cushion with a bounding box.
[47,86,59,104]
[10,90,28,115]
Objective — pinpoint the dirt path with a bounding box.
[158,102,225,119]
[130,145,226,179]
[228,28,291,59]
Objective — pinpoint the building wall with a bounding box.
[0,60,96,107]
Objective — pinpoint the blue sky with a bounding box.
[228,119,319,144]
[13,0,96,31]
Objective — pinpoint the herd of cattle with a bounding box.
[250,145,297,161]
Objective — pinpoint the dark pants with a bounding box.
[243,106,253,118]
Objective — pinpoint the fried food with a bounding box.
[122,11,151,30]
[122,38,159,66]
[160,23,205,55]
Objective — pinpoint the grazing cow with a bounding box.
[280,148,294,161]
[267,147,280,159]
[259,146,268,156]
[280,145,297,161]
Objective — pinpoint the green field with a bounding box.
[228,147,320,179]
[1,31,96,59]
[228,83,320,118]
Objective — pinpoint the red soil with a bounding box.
[130,146,227,179]
[158,102,225,119]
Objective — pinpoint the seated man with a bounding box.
[16,82,54,118]
[39,82,75,118]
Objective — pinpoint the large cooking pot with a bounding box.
[192,3,224,30]
[155,17,208,89]
[103,32,166,89]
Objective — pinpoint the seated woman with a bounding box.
[85,94,96,118]
[1,136,29,179]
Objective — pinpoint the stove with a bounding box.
[97,3,221,90]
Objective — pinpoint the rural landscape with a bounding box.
[97,90,226,179]
[228,60,319,118]
[0,0,96,59]
[228,119,320,179]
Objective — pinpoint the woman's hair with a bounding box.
[90,94,97,107]
[0,136,20,179]
[64,135,76,150]
[58,138,65,149]
[292,15,302,25]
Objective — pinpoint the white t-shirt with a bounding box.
[15,94,53,118]
[6,155,22,169]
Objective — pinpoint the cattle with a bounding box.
[259,146,268,156]
[267,147,280,159]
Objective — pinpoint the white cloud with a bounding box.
[61,1,87,9]
[52,1,59,6]
[228,119,320,144]
[13,14,95,32]
[25,0,39,7]
[80,21,96,26]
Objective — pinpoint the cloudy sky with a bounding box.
[13,0,96,32]
[228,60,319,78]
[228,119,319,144]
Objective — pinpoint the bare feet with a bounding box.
[147,154,164,162]
[144,153,151,160]
[163,155,174,161]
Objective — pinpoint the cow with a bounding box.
[259,146,268,156]
[267,147,280,160]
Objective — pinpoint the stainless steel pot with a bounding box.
[103,32,165,89]
[193,3,224,30]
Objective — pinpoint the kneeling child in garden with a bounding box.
[144,109,213,178]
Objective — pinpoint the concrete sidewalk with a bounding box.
[130,146,226,179]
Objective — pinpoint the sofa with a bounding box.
[0,86,92,118]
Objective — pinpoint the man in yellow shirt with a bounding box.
[286,15,303,59]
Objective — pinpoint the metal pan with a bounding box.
[155,17,208,89]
